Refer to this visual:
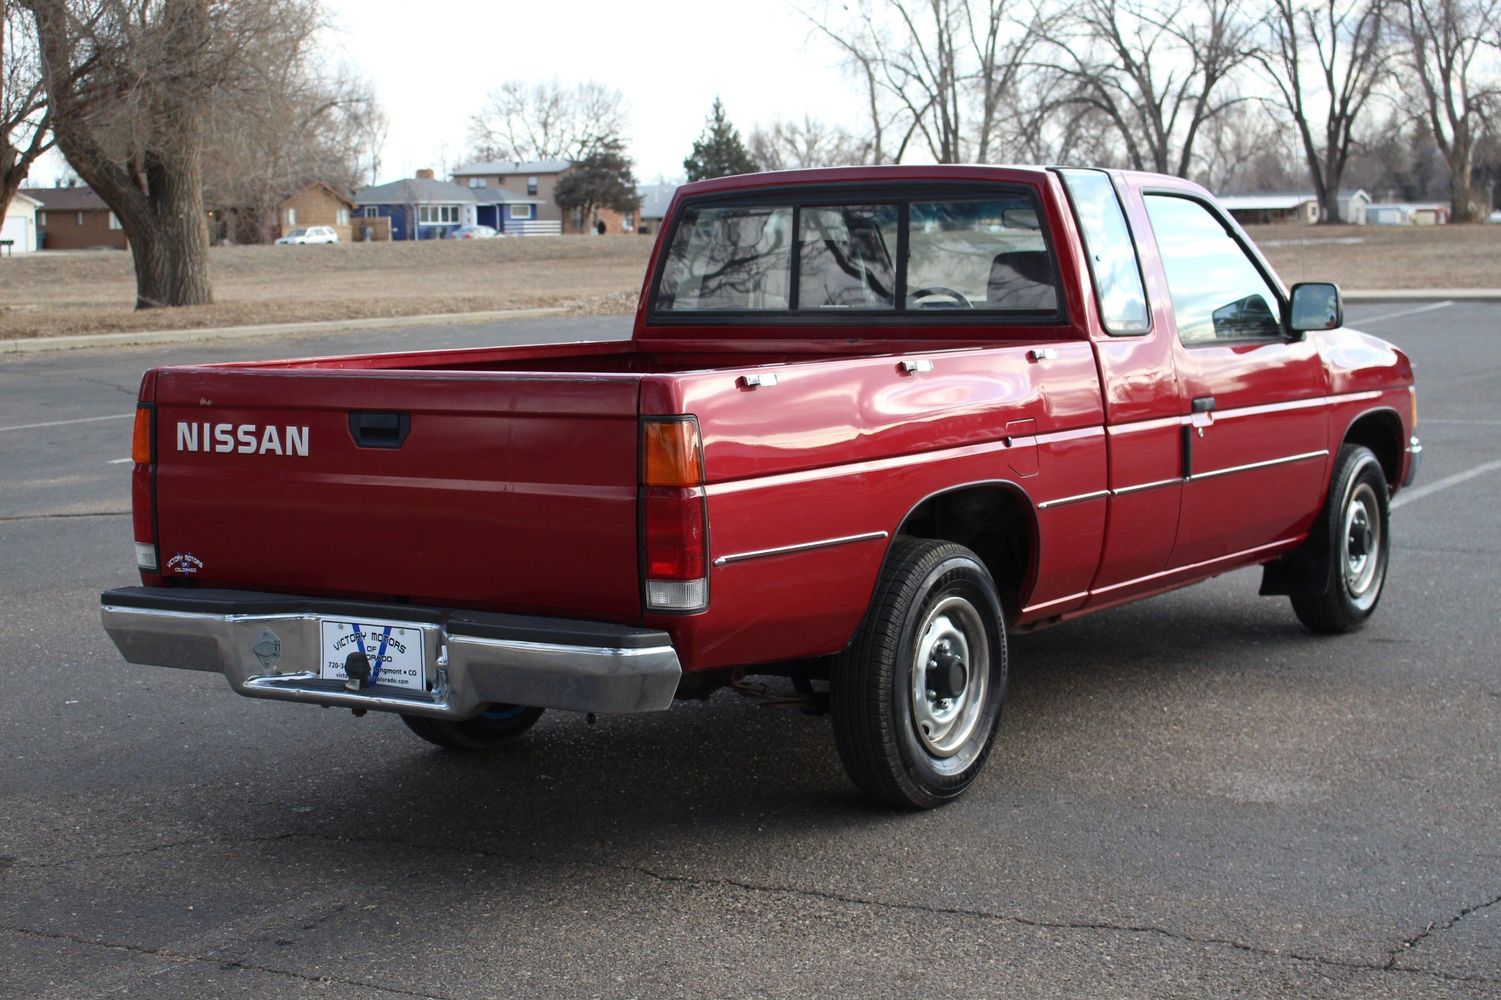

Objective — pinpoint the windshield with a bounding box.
[654,189,1057,318]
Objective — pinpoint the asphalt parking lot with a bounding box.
[1,303,1497,999]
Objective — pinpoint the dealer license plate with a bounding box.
[319,620,426,692]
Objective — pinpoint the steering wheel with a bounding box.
[910,286,973,309]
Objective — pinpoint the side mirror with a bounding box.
[1288,282,1343,333]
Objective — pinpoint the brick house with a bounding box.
[451,159,568,232]
[21,185,128,250]
[276,182,356,242]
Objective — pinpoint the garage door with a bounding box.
[1,213,35,252]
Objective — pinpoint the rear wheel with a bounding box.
[400,704,543,751]
[1291,444,1390,633]
[832,539,1008,808]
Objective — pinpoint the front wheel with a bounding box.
[1291,444,1391,633]
[832,539,1008,808]
[400,704,544,751]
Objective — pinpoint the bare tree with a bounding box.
[1,0,51,220]
[24,0,302,307]
[1046,0,1258,177]
[748,115,875,169]
[202,41,385,244]
[1254,0,1391,221]
[466,80,627,163]
[803,0,1050,164]
[1398,0,1501,221]
[1195,101,1304,191]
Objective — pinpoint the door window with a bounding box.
[1144,195,1283,344]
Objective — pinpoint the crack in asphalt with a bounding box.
[16,831,1501,989]
[1388,892,1501,968]
[0,924,458,1000]
[0,510,129,522]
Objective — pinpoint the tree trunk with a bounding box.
[1450,169,1476,224]
[128,157,213,308]
[1318,187,1341,225]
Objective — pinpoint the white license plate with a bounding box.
[319,620,426,692]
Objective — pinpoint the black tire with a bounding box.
[1291,444,1390,634]
[832,539,1008,808]
[400,704,544,751]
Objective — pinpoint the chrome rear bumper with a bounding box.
[100,588,681,718]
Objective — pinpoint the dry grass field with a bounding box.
[0,222,1495,340]
[0,236,654,340]
[1243,222,1501,290]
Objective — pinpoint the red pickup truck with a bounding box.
[102,166,1419,807]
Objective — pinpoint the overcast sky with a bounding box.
[319,0,869,184]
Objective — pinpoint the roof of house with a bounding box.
[637,182,677,219]
[468,187,543,206]
[1370,201,1449,212]
[354,177,477,207]
[7,190,43,209]
[451,159,571,177]
[1215,193,1319,212]
[281,180,357,210]
[1216,189,1369,212]
[19,185,109,211]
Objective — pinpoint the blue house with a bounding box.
[353,170,477,240]
[468,187,547,234]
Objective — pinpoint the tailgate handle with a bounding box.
[349,411,411,449]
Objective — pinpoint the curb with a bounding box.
[0,307,570,355]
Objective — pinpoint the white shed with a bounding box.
[1,190,41,253]
[1337,189,1370,225]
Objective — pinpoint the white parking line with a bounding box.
[0,413,132,434]
[1351,301,1454,325]
[106,457,134,465]
[1393,457,1501,510]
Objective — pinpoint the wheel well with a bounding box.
[1343,409,1403,487]
[894,484,1035,623]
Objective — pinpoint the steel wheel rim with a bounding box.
[909,595,989,758]
[1342,480,1383,609]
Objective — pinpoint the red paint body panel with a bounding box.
[129,165,1418,678]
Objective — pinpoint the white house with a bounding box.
[1,190,41,253]
[1215,193,1321,226]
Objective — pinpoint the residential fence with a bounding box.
[507,220,563,237]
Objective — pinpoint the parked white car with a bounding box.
[276,226,338,245]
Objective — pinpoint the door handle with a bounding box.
[1192,396,1216,413]
[349,411,411,448]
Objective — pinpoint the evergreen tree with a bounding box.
[683,98,758,182]
[554,137,640,232]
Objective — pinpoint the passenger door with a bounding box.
[1142,193,1330,570]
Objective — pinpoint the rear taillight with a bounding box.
[640,417,708,613]
[131,399,158,573]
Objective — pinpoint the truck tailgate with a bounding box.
[150,368,643,622]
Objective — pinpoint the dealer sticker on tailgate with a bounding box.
[319,620,426,692]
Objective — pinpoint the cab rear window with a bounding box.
[653,190,1059,319]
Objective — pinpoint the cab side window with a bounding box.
[1144,194,1283,344]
